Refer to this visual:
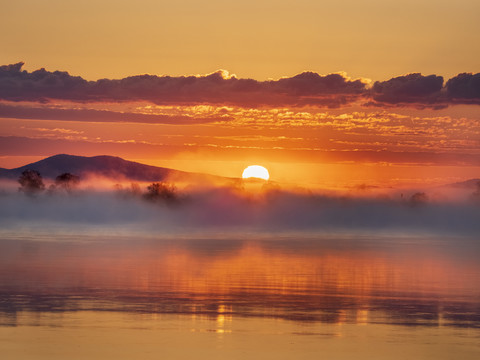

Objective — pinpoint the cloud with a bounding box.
[0,62,368,108]
[0,103,228,124]
[446,73,480,104]
[0,62,89,102]
[0,136,183,159]
[2,136,480,167]
[275,72,366,95]
[1,63,479,109]
[371,73,444,107]
[367,72,480,108]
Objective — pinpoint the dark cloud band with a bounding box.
[0,63,479,108]
[0,103,227,125]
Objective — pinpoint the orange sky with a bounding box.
[1,101,479,188]
[0,0,479,188]
[2,0,479,81]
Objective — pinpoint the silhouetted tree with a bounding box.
[143,182,177,203]
[55,173,80,192]
[114,182,142,198]
[470,181,480,203]
[18,170,45,196]
[129,183,141,196]
[409,192,428,207]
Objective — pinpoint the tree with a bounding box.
[114,182,142,198]
[55,173,80,192]
[143,182,177,203]
[409,192,428,207]
[470,181,480,203]
[129,182,141,196]
[18,170,45,196]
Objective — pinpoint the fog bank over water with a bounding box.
[1,182,479,237]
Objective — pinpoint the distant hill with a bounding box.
[0,154,227,183]
[442,178,480,189]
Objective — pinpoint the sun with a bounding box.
[242,165,270,181]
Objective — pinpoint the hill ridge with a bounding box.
[0,154,219,183]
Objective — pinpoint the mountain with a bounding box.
[0,154,226,183]
[442,179,480,189]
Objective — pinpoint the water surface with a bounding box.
[1,234,479,359]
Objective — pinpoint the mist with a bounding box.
[1,180,479,238]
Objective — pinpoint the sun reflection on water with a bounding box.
[0,235,479,329]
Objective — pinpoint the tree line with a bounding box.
[16,169,480,205]
[18,170,79,196]
[17,169,178,203]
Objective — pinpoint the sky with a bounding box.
[1,0,479,188]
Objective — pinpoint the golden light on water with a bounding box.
[2,236,480,360]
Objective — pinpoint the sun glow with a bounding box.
[242,165,270,181]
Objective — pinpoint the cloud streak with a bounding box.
[2,136,480,167]
[0,103,228,125]
[2,63,478,110]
